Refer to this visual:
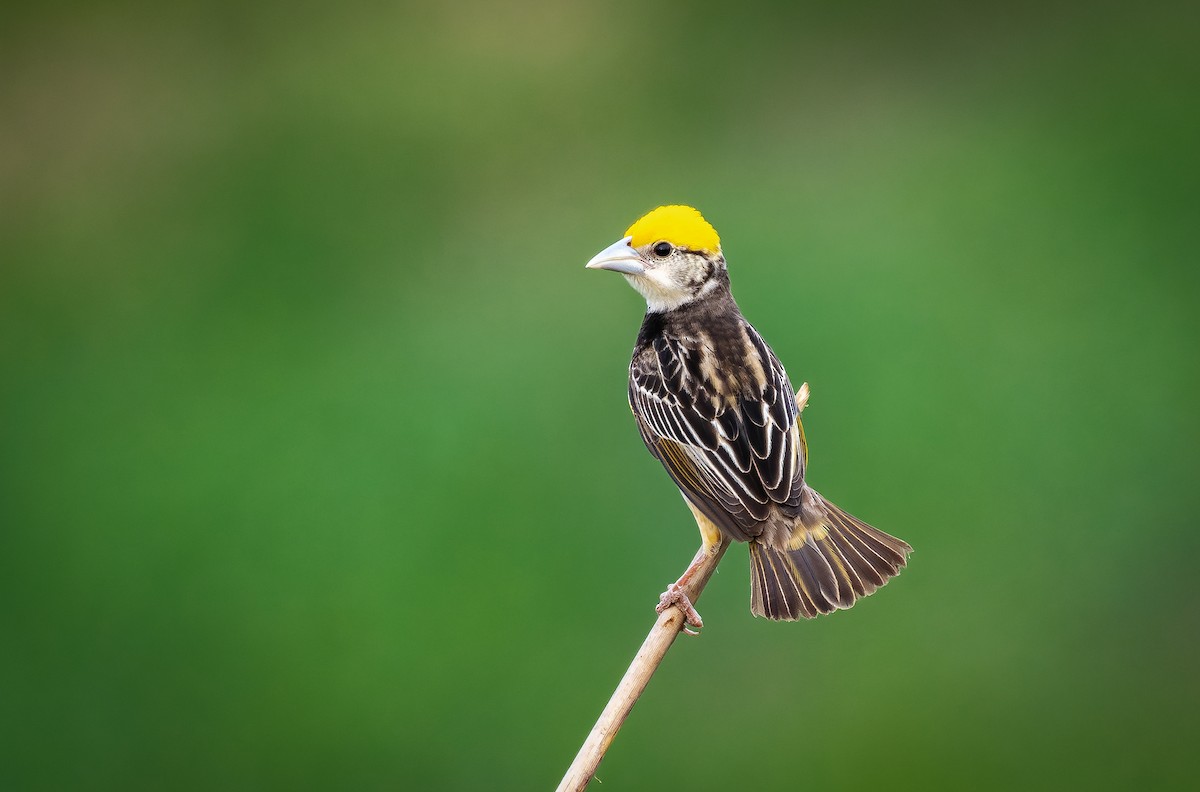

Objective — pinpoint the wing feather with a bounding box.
[629,320,807,541]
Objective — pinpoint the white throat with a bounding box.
[624,273,696,313]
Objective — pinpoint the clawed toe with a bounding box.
[657,583,703,635]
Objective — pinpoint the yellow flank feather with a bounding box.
[625,205,721,252]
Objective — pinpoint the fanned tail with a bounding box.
[749,493,911,620]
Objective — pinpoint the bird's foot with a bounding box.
[657,583,704,636]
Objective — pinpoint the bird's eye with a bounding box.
[652,241,673,257]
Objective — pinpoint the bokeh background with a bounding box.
[3,1,1198,789]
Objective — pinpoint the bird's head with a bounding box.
[585,205,728,313]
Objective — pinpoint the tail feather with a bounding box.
[749,537,823,620]
[749,494,911,620]
[791,538,846,612]
[823,514,886,591]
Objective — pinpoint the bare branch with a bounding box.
[555,538,732,792]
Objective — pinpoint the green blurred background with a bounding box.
[3,1,1198,789]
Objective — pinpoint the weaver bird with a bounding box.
[586,205,911,629]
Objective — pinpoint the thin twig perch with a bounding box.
[557,386,806,789]
[555,537,732,792]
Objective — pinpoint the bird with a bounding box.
[585,205,911,629]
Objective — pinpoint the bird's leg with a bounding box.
[656,545,709,635]
[660,502,724,635]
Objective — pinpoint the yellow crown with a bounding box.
[624,205,720,252]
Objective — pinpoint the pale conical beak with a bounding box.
[585,236,645,276]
